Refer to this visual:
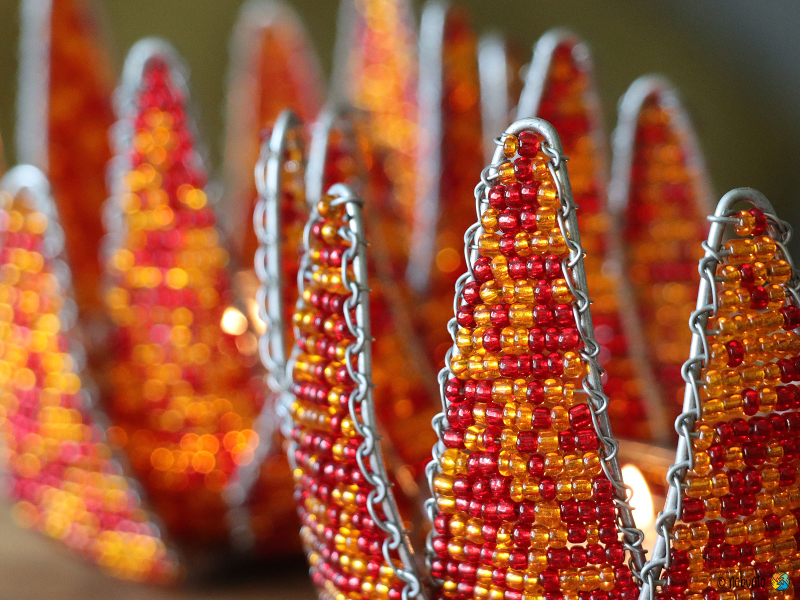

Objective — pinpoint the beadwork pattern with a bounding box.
[610,78,713,433]
[642,191,800,600]
[18,0,115,313]
[519,32,658,443]
[426,121,642,600]
[223,0,323,269]
[0,166,178,583]
[289,183,424,600]
[104,41,263,542]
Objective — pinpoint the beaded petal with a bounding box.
[610,77,714,435]
[103,40,263,542]
[643,189,800,599]
[17,0,115,314]
[0,166,179,583]
[426,120,642,600]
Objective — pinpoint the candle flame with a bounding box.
[221,306,248,336]
[622,464,655,530]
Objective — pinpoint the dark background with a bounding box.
[0,0,799,226]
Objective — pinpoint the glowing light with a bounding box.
[220,306,248,336]
[247,298,266,335]
[622,464,654,530]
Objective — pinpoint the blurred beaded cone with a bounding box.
[641,189,800,598]
[0,165,179,583]
[103,39,264,545]
[517,31,661,444]
[609,76,715,440]
[17,0,115,319]
[223,0,324,285]
[331,0,419,276]
[425,120,644,600]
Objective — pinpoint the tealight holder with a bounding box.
[424,118,646,599]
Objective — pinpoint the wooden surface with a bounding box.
[0,502,317,600]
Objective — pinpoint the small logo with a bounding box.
[772,572,790,591]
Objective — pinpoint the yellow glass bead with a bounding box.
[536,207,557,232]
[537,181,559,208]
[481,208,499,233]
[753,235,777,261]
[498,161,516,184]
[672,523,692,550]
[724,238,756,265]
[478,233,501,257]
[503,135,518,159]
[734,209,755,236]
[534,501,560,528]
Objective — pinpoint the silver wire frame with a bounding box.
[224,110,303,549]
[478,34,512,164]
[0,165,177,563]
[608,75,716,446]
[16,0,53,168]
[407,0,450,295]
[638,188,798,600]
[424,118,648,586]
[289,183,427,600]
[221,0,324,255]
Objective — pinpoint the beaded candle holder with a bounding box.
[640,189,800,599]
[0,166,178,582]
[17,0,115,316]
[285,182,426,600]
[609,77,715,441]
[425,119,645,599]
[103,39,264,544]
